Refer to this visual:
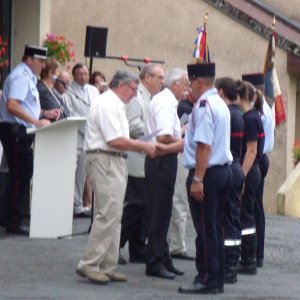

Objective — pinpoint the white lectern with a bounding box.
[27,117,86,238]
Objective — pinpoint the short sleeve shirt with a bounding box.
[241,108,265,163]
[84,89,129,152]
[261,98,274,154]
[0,63,40,127]
[183,88,233,169]
[228,104,244,160]
[146,88,181,143]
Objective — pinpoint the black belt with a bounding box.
[86,148,128,159]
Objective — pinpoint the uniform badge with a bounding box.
[199,100,206,107]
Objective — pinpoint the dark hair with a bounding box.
[236,80,248,100]
[89,70,106,85]
[244,81,264,115]
[72,63,88,76]
[215,77,237,101]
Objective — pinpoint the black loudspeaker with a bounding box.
[84,26,108,58]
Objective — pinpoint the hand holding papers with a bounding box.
[180,113,189,126]
[138,128,162,141]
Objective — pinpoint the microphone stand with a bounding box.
[57,191,94,239]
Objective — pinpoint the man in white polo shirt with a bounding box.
[76,70,156,285]
[145,68,189,279]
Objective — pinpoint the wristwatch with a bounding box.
[192,176,203,183]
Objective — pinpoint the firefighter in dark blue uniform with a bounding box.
[215,77,245,284]
[178,63,232,295]
[242,73,274,268]
[235,80,265,275]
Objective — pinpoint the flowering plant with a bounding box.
[0,35,9,68]
[293,140,300,165]
[43,33,75,66]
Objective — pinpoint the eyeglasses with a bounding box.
[55,78,68,89]
[127,84,138,93]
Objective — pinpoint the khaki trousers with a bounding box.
[78,153,127,273]
[167,153,189,254]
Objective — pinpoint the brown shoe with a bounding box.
[105,272,127,282]
[76,269,110,284]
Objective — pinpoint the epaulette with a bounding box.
[199,99,206,107]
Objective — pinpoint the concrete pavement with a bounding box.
[0,214,300,299]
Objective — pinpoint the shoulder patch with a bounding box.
[199,100,206,107]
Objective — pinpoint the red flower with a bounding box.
[43,33,75,66]
[0,35,9,68]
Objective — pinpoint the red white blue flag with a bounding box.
[193,26,210,63]
[263,31,286,126]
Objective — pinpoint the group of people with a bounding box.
[0,43,274,296]
[75,57,274,296]
[0,44,109,234]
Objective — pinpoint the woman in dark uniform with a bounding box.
[215,77,244,284]
[236,80,265,275]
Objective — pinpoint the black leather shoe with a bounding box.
[171,251,195,261]
[218,286,224,294]
[257,259,263,268]
[118,253,127,265]
[129,256,146,263]
[6,225,29,236]
[178,282,218,294]
[237,261,257,275]
[224,266,237,284]
[146,267,175,280]
[165,265,184,276]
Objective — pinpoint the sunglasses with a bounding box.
[55,78,68,88]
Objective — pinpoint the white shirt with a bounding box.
[261,98,274,154]
[84,89,129,152]
[146,88,181,143]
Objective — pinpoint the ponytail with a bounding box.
[254,89,264,115]
[243,81,264,114]
[236,80,248,100]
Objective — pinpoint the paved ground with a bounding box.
[0,213,300,300]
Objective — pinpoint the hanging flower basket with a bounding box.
[292,140,300,166]
[0,35,9,68]
[43,33,75,66]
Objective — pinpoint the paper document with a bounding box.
[138,128,162,141]
[180,113,189,126]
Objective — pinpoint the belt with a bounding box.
[86,148,128,159]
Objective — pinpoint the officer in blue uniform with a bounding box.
[0,45,60,235]
[242,73,274,268]
[215,77,245,284]
[178,63,233,295]
[235,80,265,275]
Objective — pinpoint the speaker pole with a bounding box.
[89,56,93,77]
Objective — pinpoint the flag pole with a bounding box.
[203,5,209,30]
[272,15,276,32]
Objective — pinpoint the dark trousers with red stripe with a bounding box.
[240,162,261,263]
[254,154,269,262]
[0,122,33,231]
[187,165,232,289]
[224,160,244,270]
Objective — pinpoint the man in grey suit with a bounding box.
[119,64,164,263]
[65,63,99,217]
